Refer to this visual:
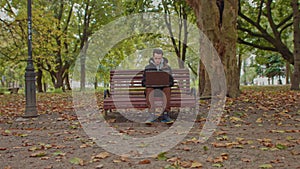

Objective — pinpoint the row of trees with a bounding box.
[0,0,299,97]
[1,0,121,92]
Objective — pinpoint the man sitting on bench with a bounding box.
[142,48,174,124]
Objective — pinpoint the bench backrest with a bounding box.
[109,69,192,97]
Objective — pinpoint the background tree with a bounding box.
[186,0,240,97]
[291,0,300,90]
[255,54,285,84]
[238,0,299,90]
[162,0,195,68]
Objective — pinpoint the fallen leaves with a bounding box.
[0,86,299,168]
[207,153,229,164]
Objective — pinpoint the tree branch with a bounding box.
[277,13,293,29]
[238,10,276,44]
[265,0,280,39]
[257,0,264,24]
[237,38,277,51]
[279,22,293,35]
[237,25,265,38]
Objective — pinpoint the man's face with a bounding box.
[153,53,163,65]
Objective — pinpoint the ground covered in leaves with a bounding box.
[0,85,300,169]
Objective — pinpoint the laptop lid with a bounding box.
[144,71,170,87]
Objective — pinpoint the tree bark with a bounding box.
[80,0,92,90]
[286,62,290,84]
[187,0,240,97]
[36,68,43,93]
[291,0,300,90]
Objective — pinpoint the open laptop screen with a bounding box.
[144,71,170,87]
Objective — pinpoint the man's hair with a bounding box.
[153,48,163,56]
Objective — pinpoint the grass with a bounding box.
[240,85,291,92]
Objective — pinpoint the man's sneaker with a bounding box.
[145,113,156,124]
[161,112,174,124]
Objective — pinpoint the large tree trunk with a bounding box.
[187,0,240,97]
[291,0,300,90]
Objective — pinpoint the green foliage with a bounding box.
[0,87,5,94]
[51,88,63,93]
[256,54,285,78]
[238,0,294,62]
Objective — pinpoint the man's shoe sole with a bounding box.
[161,120,174,124]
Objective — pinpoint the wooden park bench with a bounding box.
[103,69,196,114]
[7,82,20,94]
[8,87,19,94]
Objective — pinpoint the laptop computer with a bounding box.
[144,71,170,87]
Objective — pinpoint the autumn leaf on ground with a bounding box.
[259,164,273,168]
[216,135,228,141]
[229,116,245,123]
[95,164,104,169]
[52,150,66,156]
[0,147,7,151]
[30,151,47,157]
[157,152,168,161]
[212,163,223,167]
[275,143,287,150]
[69,157,84,166]
[191,161,203,168]
[138,159,151,164]
[113,159,122,163]
[213,156,223,163]
[241,158,251,162]
[180,161,192,168]
[256,118,263,123]
[94,152,110,159]
[167,157,180,162]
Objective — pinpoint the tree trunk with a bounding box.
[163,0,190,69]
[36,67,43,93]
[238,53,242,84]
[187,0,240,97]
[43,83,47,92]
[291,0,300,90]
[55,72,64,89]
[286,62,290,84]
[80,43,87,90]
[64,73,71,90]
[242,59,247,85]
[80,0,91,91]
[198,61,206,96]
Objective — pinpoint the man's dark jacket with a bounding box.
[141,57,174,88]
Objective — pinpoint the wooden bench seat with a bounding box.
[103,69,196,113]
